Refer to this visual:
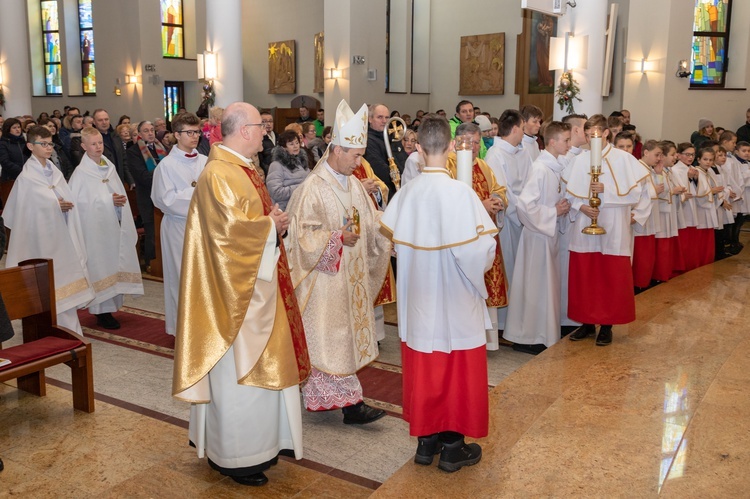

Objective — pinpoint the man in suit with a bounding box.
[92,109,134,187]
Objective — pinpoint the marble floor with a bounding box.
[2,235,749,497]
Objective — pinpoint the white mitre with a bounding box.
[331,100,368,148]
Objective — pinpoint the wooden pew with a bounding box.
[0,259,95,412]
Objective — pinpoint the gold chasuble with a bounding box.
[447,153,509,307]
[286,162,392,376]
[352,158,396,307]
[173,147,310,401]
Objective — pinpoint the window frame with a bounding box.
[78,0,96,95]
[161,0,185,59]
[40,0,63,95]
[690,0,733,89]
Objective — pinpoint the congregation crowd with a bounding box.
[1,97,749,486]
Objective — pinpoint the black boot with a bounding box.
[596,325,613,346]
[414,433,443,465]
[569,324,596,341]
[437,432,482,473]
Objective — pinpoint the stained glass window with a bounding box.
[163,82,185,126]
[41,0,62,94]
[161,0,184,58]
[79,0,96,94]
[691,0,732,87]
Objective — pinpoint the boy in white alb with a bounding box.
[4,126,94,334]
[69,127,143,329]
[151,113,208,336]
[504,122,571,353]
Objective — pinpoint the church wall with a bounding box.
[27,0,201,122]
[623,0,750,142]
[427,0,523,116]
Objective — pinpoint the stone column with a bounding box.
[206,0,243,107]
[0,0,33,116]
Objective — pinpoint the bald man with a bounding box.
[172,102,310,487]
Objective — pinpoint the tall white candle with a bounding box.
[590,136,602,172]
[456,149,473,187]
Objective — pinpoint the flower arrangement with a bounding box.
[555,71,581,114]
[201,82,215,108]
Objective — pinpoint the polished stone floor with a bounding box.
[2,235,749,496]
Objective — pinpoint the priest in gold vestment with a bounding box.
[286,100,392,425]
[172,102,310,487]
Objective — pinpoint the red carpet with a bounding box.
[77,308,175,349]
[77,307,405,411]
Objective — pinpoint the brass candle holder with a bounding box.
[582,126,606,235]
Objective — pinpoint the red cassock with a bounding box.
[695,228,715,267]
[401,343,488,438]
[653,236,683,282]
[568,251,636,325]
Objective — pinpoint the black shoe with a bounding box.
[230,472,268,486]
[569,324,596,341]
[437,436,482,473]
[596,326,613,346]
[512,343,546,355]
[415,434,443,465]
[95,313,121,330]
[560,325,579,338]
[342,402,386,425]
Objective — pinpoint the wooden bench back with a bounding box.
[0,259,56,343]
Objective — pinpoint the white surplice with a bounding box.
[4,156,94,334]
[693,167,720,229]
[559,147,582,327]
[69,154,143,312]
[671,161,699,228]
[521,134,541,162]
[504,151,567,347]
[380,167,497,353]
[150,147,207,335]
[708,166,734,227]
[401,151,424,186]
[565,144,652,257]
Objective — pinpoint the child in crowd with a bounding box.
[652,141,684,282]
[711,146,735,259]
[693,147,723,265]
[632,140,663,290]
[505,122,572,353]
[520,104,543,162]
[3,126,94,334]
[737,142,750,236]
[614,132,634,154]
[718,131,745,254]
[672,143,700,271]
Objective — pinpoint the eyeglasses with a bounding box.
[176,130,201,137]
[680,152,696,157]
[244,123,265,129]
[261,119,274,124]
[32,141,55,148]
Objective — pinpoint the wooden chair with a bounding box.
[0,259,95,412]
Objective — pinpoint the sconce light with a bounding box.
[126,74,138,85]
[676,59,691,78]
[198,51,217,82]
[640,59,657,74]
[328,68,342,79]
[0,64,4,86]
[550,32,589,72]
[113,86,121,96]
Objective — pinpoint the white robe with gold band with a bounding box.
[285,162,391,376]
[4,156,95,334]
[69,154,143,311]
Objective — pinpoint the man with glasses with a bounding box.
[127,120,168,271]
[151,112,207,336]
[4,125,94,334]
[259,111,276,174]
[173,102,309,487]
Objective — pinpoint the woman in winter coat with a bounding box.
[265,130,311,211]
[0,118,31,180]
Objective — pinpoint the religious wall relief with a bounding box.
[269,40,296,94]
[459,33,505,96]
[314,32,324,94]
